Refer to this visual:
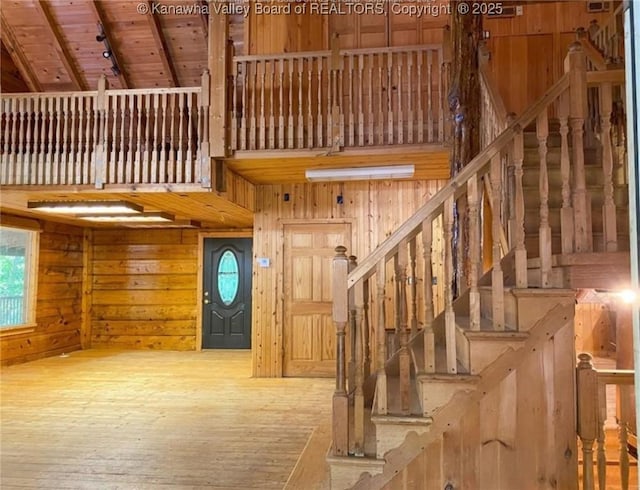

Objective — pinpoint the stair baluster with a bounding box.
[490,153,505,330]
[577,353,598,490]
[409,238,419,336]
[599,81,618,252]
[558,92,574,254]
[467,174,481,330]
[512,126,528,287]
[443,196,457,372]
[396,239,412,413]
[353,275,365,456]
[596,378,607,490]
[348,255,358,394]
[421,218,436,373]
[375,259,388,415]
[331,246,349,457]
[537,110,552,287]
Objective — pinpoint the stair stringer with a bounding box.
[350,299,576,490]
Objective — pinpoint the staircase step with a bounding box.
[455,316,528,374]
[415,372,479,418]
[371,414,432,459]
[326,453,385,490]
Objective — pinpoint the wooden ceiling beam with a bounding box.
[32,0,86,91]
[145,1,180,87]
[199,0,209,40]
[88,0,131,89]
[0,16,41,92]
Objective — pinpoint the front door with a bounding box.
[202,238,252,349]
[283,223,351,377]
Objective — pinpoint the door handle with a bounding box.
[204,299,210,304]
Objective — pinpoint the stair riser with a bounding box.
[416,379,476,418]
[456,328,527,375]
[372,418,431,459]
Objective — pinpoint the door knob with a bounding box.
[204,299,210,304]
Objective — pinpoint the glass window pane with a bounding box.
[0,227,31,327]
[217,250,239,306]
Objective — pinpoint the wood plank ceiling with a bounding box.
[0,0,210,92]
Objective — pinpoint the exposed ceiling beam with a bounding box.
[0,16,41,92]
[145,1,179,87]
[87,0,131,89]
[32,0,86,91]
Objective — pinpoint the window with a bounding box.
[0,226,39,328]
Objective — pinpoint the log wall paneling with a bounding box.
[574,302,614,357]
[251,180,446,377]
[91,229,199,350]
[1,221,84,366]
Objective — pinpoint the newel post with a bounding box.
[94,75,107,189]
[199,70,211,188]
[332,246,349,456]
[577,352,598,490]
[565,43,593,253]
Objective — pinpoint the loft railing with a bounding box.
[0,72,211,188]
[577,353,636,490]
[330,43,628,457]
[230,44,450,152]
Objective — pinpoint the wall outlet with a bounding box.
[516,5,523,15]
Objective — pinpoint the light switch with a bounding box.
[257,257,270,268]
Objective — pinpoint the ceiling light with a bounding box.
[28,200,142,215]
[305,165,414,182]
[77,212,175,223]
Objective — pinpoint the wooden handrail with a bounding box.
[347,73,570,288]
[596,369,635,385]
[586,69,625,84]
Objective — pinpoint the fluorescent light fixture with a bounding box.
[77,212,174,223]
[305,165,414,182]
[28,200,142,215]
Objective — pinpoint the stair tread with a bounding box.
[456,316,527,339]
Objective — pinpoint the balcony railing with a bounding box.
[230,44,450,152]
[1,73,211,188]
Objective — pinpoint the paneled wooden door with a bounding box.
[202,238,252,349]
[283,223,352,377]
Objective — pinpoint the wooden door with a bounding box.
[202,238,252,349]
[283,223,351,377]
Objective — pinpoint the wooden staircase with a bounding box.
[325,41,630,490]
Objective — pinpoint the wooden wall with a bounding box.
[484,1,613,114]
[575,302,615,357]
[383,320,577,490]
[251,180,447,377]
[91,229,199,350]
[247,8,327,55]
[1,220,84,365]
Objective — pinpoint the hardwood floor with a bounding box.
[0,349,334,489]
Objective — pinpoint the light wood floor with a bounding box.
[0,349,334,489]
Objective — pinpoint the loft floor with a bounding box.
[0,349,333,489]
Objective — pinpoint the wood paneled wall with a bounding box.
[91,229,199,350]
[247,9,327,55]
[1,220,84,365]
[383,320,577,490]
[251,180,447,377]
[484,2,613,114]
[575,302,614,357]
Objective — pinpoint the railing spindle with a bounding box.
[468,175,481,330]
[353,276,365,456]
[409,237,418,336]
[287,59,294,149]
[596,379,607,490]
[307,57,313,149]
[397,52,404,145]
[512,127,527,287]
[444,196,457,373]
[357,54,364,147]
[558,91,574,253]
[421,218,435,373]
[490,153,505,329]
[316,57,323,147]
[577,353,597,490]
[367,53,373,146]
[406,51,414,145]
[259,61,266,150]
[426,50,433,143]
[297,57,304,149]
[599,81,618,252]
[242,61,248,151]
[387,53,393,144]
[396,239,411,414]
[375,259,387,414]
[537,110,551,287]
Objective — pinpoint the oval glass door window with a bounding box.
[217,250,240,305]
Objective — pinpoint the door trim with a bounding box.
[196,230,253,352]
[277,218,355,376]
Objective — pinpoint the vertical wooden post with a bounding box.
[80,229,93,350]
[599,81,618,252]
[596,379,607,490]
[332,246,349,456]
[94,75,107,189]
[443,196,457,373]
[375,259,388,415]
[565,43,592,253]
[512,126,528,288]
[353,278,365,457]
[490,153,505,330]
[208,11,228,157]
[396,239,411,414]
[577,352,598,490]
[558,91,575,253]
[422,218,435,373]
[409,237,418,336]
[467,175,481,330]
[199,70,211,188]
[330,33,342,152]
[348,255,358,394]
[537,110,552,287]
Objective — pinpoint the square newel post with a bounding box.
[208,11,228,158]
[565,42,593,253]
[93,75,107,189]
[332,246,349,456]
[577,353,598,490]
[199,70,211,188]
